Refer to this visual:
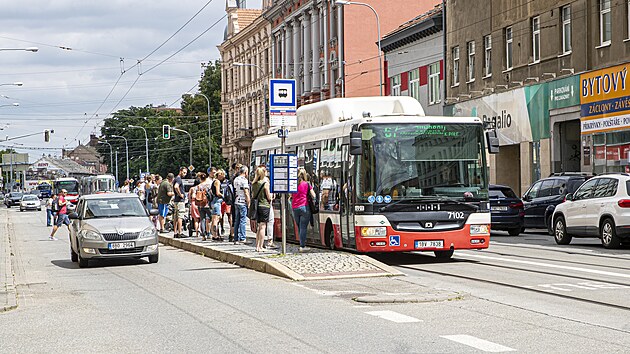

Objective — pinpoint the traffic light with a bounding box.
[44,130,50,142]
[162,124,171,139]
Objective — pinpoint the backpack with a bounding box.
[51,198,60,212]
[222,182,234,205]
[195,185,208,206]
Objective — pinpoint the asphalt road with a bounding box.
[2,206,630,353]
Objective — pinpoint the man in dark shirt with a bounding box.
[157,173,175,232]
[172,167,188,238]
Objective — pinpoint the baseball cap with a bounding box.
[61,189,67,193]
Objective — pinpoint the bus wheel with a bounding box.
[324,222,335,250]
[434,250,454,259]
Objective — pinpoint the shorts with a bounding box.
[256,206,270,223]
[199,207,212,221]
[158,204,169,218]
[210,198,222,216]
[173,202,186,220]
[221,202,231,215]
[55,214,71,227]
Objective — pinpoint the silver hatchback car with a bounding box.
[68,193,159,268]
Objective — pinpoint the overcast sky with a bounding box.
[0,0,262,160]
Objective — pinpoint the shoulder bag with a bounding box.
[247,182,266,220]
[307,183,319,215]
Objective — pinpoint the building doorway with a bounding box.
[494,144,522,194]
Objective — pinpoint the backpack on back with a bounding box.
[195,186,208,206]
[223,183,234,205]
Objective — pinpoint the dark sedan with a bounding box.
[489,184,524,236]
[4,192,24,208]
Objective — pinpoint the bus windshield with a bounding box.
[357,123,488,202]
[56,180,79,194]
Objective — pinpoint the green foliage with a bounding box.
[97,61,225,181]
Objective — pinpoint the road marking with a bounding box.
[441,335,516,352]
[365,310,421,323]
[525,281,629,292]
[458,252,630,279]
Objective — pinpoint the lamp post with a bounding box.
[0,47,38,52]
[110,135,129,181]
[127,125,150,174]
[335,0,382,96]
[186,92,212,168]
[172,127,193,168]
[98,140,113,174]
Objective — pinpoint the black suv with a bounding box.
[521,173,592,234]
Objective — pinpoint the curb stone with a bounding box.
[1,211,18,313]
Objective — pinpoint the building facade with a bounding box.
[382,4,444,116]
[445,0,630,194]
[219,0,272,165]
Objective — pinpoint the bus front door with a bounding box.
[341,145,355,248]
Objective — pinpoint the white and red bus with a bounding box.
[252,96,499,258]
[53,177,80,203]
[80,175,116,195]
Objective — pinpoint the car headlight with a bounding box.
[470,224,490,235]
[360,227,387,237]
[80,230,102,240]
[139,227,158,239]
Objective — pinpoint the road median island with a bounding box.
[158,233,404,281]
[1,210,18,313]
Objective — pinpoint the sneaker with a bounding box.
[299,247,310,252]
[49,236,58,241]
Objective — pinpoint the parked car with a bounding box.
[4,192,23,208]
[19,194,41,211]
[68,193,159,268]
[552,173,630,249]
[521,173,592,234]
[489,184,524,236]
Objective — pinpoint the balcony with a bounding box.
[234,129,254,149]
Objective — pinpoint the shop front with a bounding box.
[579,63,630,174]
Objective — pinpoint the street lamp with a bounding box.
[127,125,150,174]
[0,47,38,52]
[110,135,129,181]
[335,0,382,96]
[186,92,212,168]
[0,82,23,87]
[172,127,193,169]
[98,140,113,175]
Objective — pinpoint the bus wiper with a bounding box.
[434,195,479,210]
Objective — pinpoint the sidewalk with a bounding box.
[0,210,18,313]
[158,227,403,281]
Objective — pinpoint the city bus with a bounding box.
[251,96,499,258]
[53,177,80,203]
[37,182,53,198]
[80,175,116,195]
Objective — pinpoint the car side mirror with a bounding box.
[149,209,159,216]
[565,193,573,201]
[68,212,79,220]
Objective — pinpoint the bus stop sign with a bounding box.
[269,154,298,193]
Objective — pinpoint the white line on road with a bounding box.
[365,310,421,323]
[457,252,630,279]
[441,335,516,352]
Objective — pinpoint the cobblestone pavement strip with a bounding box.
[158,230,403,281]
[0,209,18,313]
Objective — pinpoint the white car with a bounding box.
[552,174,630,249]
[20,194,42,212]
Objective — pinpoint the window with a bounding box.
[467,41,475,82]
[573,179,598,200]
[505,27,513,70]
[525,181,542,200]
[483,35,492,77]
[532,16,541,63]
[428,62,441,104]
[391,75,401,96]
[538,180,555,198]
[409,69,420,101]
[600,0,612,45]
[562,6,572,53]
[452,46,460,86]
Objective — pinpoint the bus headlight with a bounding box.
[360,227,387,237]
[470,225,489,235]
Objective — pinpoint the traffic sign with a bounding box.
[269,79,296,110]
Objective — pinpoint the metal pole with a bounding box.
[281,127,287,255]
[115,150,119,186]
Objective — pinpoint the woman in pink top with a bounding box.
[292,168,315,251]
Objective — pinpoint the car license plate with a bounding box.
[491,206,508,211]
[415,240,443,249]
[108,242,135,250]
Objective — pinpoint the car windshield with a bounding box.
[22,195,38,201]
[357,123,488,202]
[489,187,517,199]
[11,193,23,198]
[83,198,147,219]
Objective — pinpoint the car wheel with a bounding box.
[547,216,554,236]
[601,218,621,249]
[70,244,78,262]
[78,253,89,268]
[434,250,454,259]
[148,253,159,263]
[38,208,41,211]
[508,228,521,236]
[20,208,23,212]
[554,216,572,245]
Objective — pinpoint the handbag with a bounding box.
[247,182,266,220]
[307,184,319,215]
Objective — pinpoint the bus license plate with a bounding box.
[108,242,135,250]
[415,240,443,249]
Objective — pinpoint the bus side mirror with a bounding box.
[349,131,362,156]
[486,130,500,154]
